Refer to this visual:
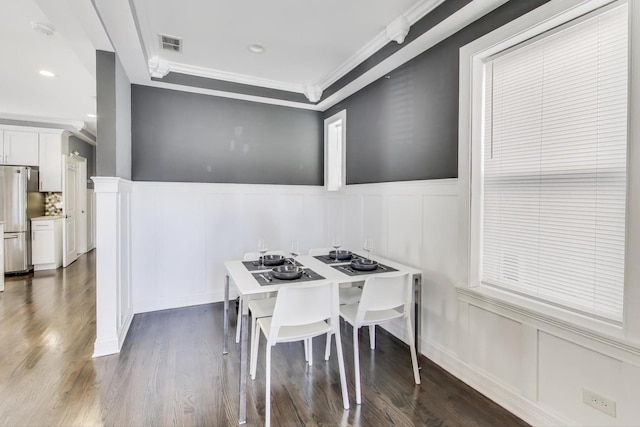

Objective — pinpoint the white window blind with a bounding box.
[481,3,628,321]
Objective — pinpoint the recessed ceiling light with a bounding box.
[31,21,55,36]
[87,113,97,118]
[39,70,56,77]
[248,44,265,53]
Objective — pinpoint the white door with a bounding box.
[75,157,87,254]
[62,155,78,267]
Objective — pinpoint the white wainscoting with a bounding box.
[130,182,327,313]
[125,178,640,425]
[93,177,133,357]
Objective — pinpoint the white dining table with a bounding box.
[222,252,422,425]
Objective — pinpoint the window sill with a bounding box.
[456,285,640,365]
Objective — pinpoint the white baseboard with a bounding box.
[93,338,120,357]
[134,290,230,314]
[93,310,134,358]
[118,311,134,348]
[421,337,574,426]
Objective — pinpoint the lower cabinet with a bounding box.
[31,217,62,271]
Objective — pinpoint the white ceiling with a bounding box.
[0,0,110,135]
[96,0,447,106]
[133,0,428,90]
[0,0,506,136]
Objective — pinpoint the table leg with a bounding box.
[413,274,421,356]
[239,305,249,424]
[223,274,229,355]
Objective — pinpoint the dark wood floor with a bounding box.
[0,251,529,426]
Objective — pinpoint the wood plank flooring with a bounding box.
[0,251,529,426]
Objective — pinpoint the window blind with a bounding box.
[481,3,628,321]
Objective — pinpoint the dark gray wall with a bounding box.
[324,0,549,184]
[96,50,132,179]
[68,136,96,188]
[96,50,117,177]
[131,85,323,185]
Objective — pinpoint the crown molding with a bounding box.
[140,0,447,99]
[0,113,86,131]
[386,15,411,44]
[304,85,323,103]
[317,0,445,91]
[147,79,321,111]
[155,60,305,95]
[404,0,447,24]
[73,129,97,146]
[149,56,170,78]
[316,0,509,111]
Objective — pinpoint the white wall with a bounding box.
[93,177,133,357]
[127,177,640,425]
[130,182,327,313]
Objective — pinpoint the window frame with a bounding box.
[458,0,640,342]
[324,110,347,192]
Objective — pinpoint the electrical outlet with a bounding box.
[582,389,616,417]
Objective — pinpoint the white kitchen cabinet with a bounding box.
[31,217,62,271]
[2,130,39,166]
[38,132,63,192]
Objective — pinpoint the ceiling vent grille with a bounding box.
[159,34,182,52]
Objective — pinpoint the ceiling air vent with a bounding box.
[159,34,182,52]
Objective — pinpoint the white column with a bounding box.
[92,176,133,357]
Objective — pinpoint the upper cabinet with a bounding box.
[1,130,39,166]
[0,126,69,192]
[39,132,63,192]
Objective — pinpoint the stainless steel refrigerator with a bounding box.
[0,166,44,274]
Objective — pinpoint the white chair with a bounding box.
[247,251,320,376]
[308,248,362,305]
[236,251,285,344]
[339,272,420,404]
[309,247,364,360]
[252,281,349,426]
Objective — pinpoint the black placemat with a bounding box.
[331,262,397,276]
[252,268,325,286]
[242,259,302,272]
[313,253,367,265]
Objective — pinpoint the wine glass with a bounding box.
[289,240,300,266]
[363,237,373,260]
[257,239,269,268]
[331,235,341,262]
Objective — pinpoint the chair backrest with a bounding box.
[243,250,286,261]
[356,273,411,325]
[269,281,338,341]
[308,248,332,256]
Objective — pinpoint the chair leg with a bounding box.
[369,325,375,349]
[235,297,243,344]
[324,331,331,361]
[353,326,362,404]
[250,315,259,380]
[333,328,350,409]
[405,316,421,385]
[265,344,272,427]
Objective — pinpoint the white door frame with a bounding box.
[62,155,78,267]
[75,157,88,255]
